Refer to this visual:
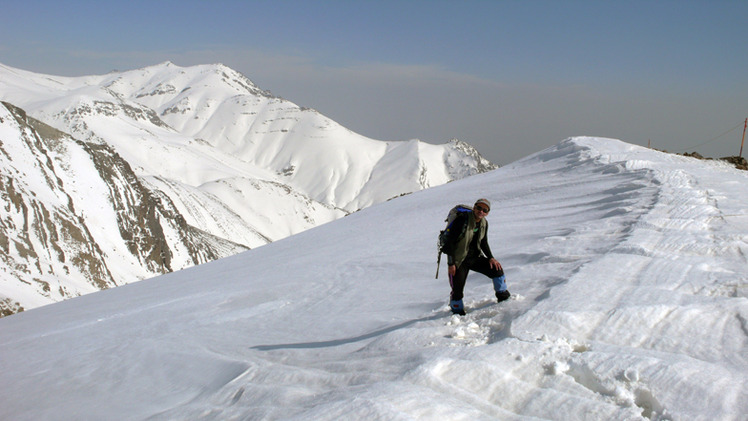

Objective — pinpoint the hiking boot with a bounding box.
[450,300,466,316]
[496,290,511,303]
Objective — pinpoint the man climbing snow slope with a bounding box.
[442,199,509,315]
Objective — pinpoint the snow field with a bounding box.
[0,137,746,420]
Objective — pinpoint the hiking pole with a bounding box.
[435,250,441,279]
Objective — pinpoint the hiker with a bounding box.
[442,198,509,315]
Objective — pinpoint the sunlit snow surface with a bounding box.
[1,137,746,420]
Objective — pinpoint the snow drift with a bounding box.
[0,137,746,420]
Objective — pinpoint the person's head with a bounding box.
[473,198,490,220]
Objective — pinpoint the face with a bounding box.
[473,204,490,220]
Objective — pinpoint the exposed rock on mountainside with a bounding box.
[0,102,246,315]
[446,138,497,174]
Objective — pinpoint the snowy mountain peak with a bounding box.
[0,62,497,314]
[105,61,270,102]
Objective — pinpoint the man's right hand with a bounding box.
[448,265,456,277]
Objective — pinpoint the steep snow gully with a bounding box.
[0,137,746,420]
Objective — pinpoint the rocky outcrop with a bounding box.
[681,151,747,171]
[446,138,499,175]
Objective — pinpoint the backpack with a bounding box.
[436,204,473,278]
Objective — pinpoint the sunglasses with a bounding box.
[475,205,490,214]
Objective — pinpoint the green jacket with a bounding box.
[447,212,491,268]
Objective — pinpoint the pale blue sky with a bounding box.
[2,0,746,164]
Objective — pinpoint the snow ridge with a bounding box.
[0,137,745,420]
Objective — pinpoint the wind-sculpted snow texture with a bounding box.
[1,137,746,420]
[0,62,493,313]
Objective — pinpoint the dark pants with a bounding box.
[449,256,505,301]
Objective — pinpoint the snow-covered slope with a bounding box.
[0,101,246,314]
[0,137,745,420]
[0,62,495,314]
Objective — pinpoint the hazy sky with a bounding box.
[2,0,747,165]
